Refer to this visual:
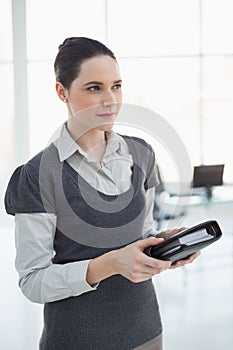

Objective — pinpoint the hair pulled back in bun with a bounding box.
[54,37,116,89]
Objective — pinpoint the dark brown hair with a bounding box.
[54,37,116,89]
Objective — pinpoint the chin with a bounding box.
[97,123,114,131]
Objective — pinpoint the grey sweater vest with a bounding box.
[5,135,162,350]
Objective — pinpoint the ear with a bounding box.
[56,82,68,102]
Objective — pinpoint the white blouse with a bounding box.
[14,124,157,304]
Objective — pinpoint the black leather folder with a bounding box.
[144,220,222,263]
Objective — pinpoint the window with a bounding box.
[0,0,14,224]
[2,0,233,193]
[26,0,106,155]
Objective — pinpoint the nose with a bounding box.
[102,90,117,107]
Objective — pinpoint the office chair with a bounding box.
[153,164,186,230]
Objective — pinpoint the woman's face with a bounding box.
[57,55,122,132]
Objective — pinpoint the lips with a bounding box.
[97,113,116,119]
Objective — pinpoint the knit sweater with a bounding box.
[5,135,162,350]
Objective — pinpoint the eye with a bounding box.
[112,84,122,90]
[87,85,101,92]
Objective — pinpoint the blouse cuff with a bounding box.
[67,259,99,296]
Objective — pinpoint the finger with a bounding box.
[143,256,171,270]
[139,263,171,278]
[192,251,201,259]
[170,261,184,269]
[145,264,170,274]
[170,251,201,269]
[141,267,166,277]
[170,227,187,236]
[170,256,190,268]
[137,237,164,250]
[183,251,201,263]
[134,271,157,281]
[130,266,166,281]
[138,248,171,269]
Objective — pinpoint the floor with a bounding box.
[1,201,233,350]
[155,200,233,350]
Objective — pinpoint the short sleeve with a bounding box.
[144,144,159,191]
[121,135,159,192]
[4,160,55,216]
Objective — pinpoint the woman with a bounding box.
[5,37,199,350]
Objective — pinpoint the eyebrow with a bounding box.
[82,80,122,86]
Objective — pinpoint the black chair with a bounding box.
[153,164,186,230]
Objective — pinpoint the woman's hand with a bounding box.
[170,251,201,269]
[156,226,201,269]
[86,237,170,286]
[156,226,187,240]
[112,237,171,283]
[86,231,200,286]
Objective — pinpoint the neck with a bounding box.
[67,118,107,150]
[76,129,106,153]
[66,121,108,165]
